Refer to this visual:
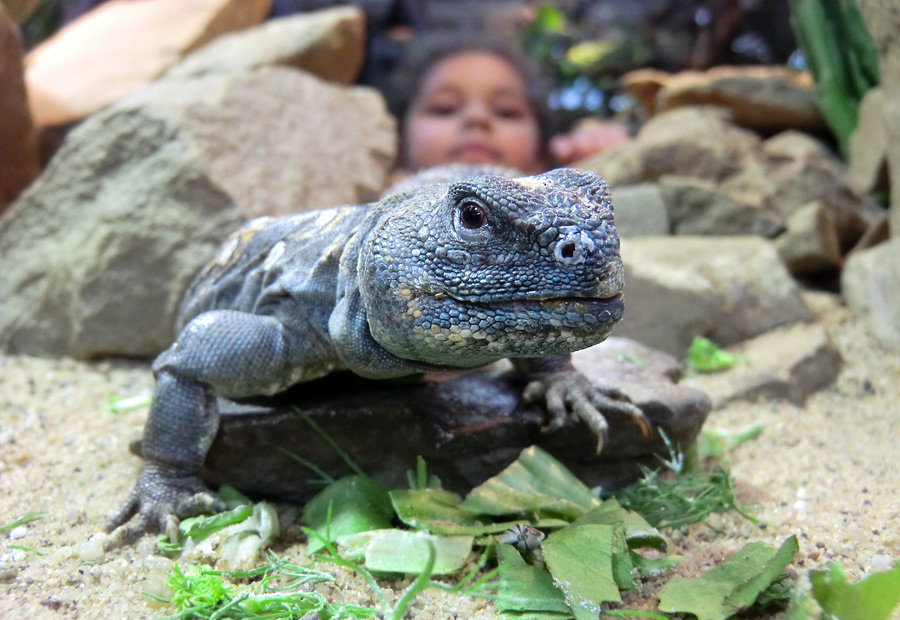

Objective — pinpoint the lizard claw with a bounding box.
[105,463,225,549]
[524,372,651,454]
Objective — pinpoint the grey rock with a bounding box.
[842,238,900,351]
[682,322,842,407]
[616,236,813,355]
[164,6,365,84]
[659,174,784,237]
[0,67,396,358]
[847,87,889,195]
[610,183,670,237]
[857,0,900,236]
[762,131,882,249]
[580,106,760,187]
[200,338,711,500]
[580,107,882,273]
[775,200,843,275]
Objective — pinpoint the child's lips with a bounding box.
[450,143,501,163]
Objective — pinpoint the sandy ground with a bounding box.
[1,300,898,619]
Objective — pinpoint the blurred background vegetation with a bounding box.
[18,0,880,159]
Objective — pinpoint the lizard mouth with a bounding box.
[453,292,624,324]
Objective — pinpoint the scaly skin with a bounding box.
[107,167,647,545]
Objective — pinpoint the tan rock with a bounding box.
[774,201,843,275]
[0,67,396,358]
[165,6,365,84]
[842,237,900,352]
[616,236,812,356]
[0,5,38,213]
[579,106,760,187]
[847,87,888,194]
[620,68,667,116]
[858,0,900,235]
[622,65,824,132]
[24,0,271,127]
[682,323,842,407]
[762,131,883,249]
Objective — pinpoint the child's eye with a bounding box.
[424,101,460,116]
[494,105,527,120]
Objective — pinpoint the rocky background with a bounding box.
[0,1,898,618]
[1,0,896,389]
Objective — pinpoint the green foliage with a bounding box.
[495,543,572,619]
[155,504,254,558]
[105,391,152,413]
[658,536,800,620]
[788,561,900,620]
[789,0,881,158]
[542,524,622,607]
[0,511,45,532]
[151,552,378,620]
[302,475,394,554]
[698,424,764,463]
[337,529,473,575]
[616,465,759,530]
[460,446,601,520]
[406,454,442,490]
[685,337,745,373]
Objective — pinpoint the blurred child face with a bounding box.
[402,51,544,173]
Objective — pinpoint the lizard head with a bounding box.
[360,167,625,368]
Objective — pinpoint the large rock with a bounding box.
[0,67,396,359]
[616,236,812,355]
[622,66,824,133]
[581,106,760,187]
[774,201,843,275]
[0,6,38,214]
[761,131,881,249]
[165,6,365,84]
[610,183,670,237]
[24,0,271,127]
[202,338,712,500]
[682,323,842,407]
[841,238,900,351]
[847,87,889,195]
[658,174,783,237]
[858,0,900,235]
[581,107,883,276]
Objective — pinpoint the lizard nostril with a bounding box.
[560,241,577,259]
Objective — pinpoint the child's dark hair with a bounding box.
[384,34,556,147]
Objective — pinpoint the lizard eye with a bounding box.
[459,200,487,229]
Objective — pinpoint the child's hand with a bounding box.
[549,120,631,166]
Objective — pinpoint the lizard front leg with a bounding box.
[513,355,651,453]
[107,310,311,546]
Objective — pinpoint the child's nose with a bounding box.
[461,100,492,128]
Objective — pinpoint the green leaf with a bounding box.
[806,561,900,620]
[461,446,600,521]
[180,504,254,542]
[572,498,665,551]
[335,529,472,575]
[0,511,46,532]
[495,544,572,617]
[658,536,799,620]
[724,535,799,608]
[629,551,683,579]
[303,475,393,554]
[610,525,638,592]
[391,489,568,537]
[390,489,482,528]
[685,337,744,373]
[543,524,622,609]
